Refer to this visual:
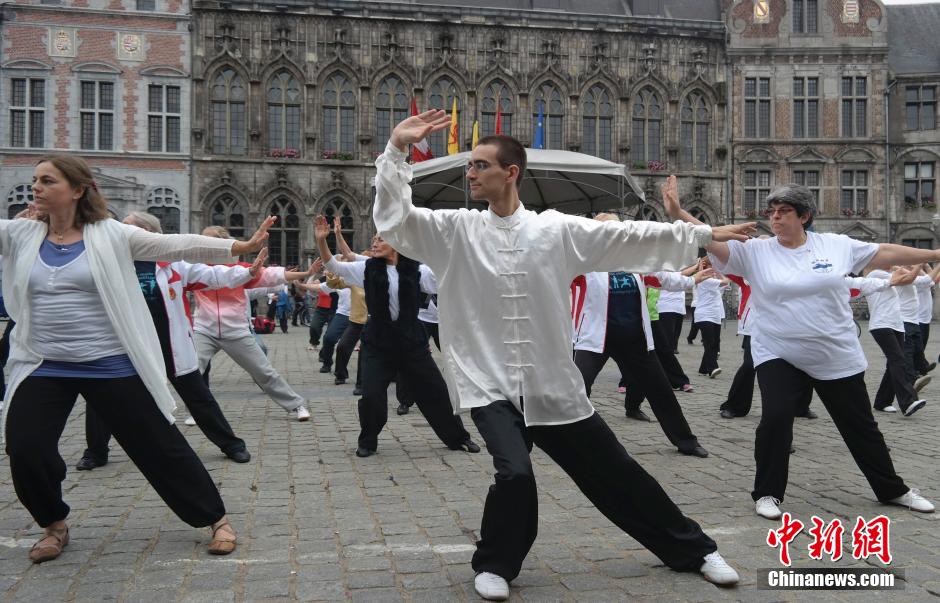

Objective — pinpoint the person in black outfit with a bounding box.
[314,217,480,457]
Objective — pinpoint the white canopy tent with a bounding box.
[408,149,646,215]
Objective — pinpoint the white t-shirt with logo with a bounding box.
[864,270,904,332]
[709,232,878,380]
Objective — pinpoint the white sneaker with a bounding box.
[184,415,196,426]
[294,405,311,422]
[474,572,509,601]
[700,551,740,585]
[914,375,932,393]
[709,368,722,379]
[896,399,927,417]
[888,488,935,513]
[876,405,897,413]
[306,344,317,351]
[755,496,782,520]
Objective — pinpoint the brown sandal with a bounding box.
[208,519,236,555]
[29,525,69,564]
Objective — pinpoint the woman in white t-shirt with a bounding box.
[691,260,729,378]
[664,178,936,520]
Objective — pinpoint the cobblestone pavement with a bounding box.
[1,321,938,602]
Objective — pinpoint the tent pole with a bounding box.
[464,169,469,209]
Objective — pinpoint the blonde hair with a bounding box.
[202,225,230,239]
[36,153,111,226]
[125,211,162,233]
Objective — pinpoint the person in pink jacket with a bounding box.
[193,225,313,421]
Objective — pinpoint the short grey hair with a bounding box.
[125,211,162,233]
[765,183,816,229]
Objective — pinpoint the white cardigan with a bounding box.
[0,218,236,433]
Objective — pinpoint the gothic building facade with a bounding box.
[189,0,730,265]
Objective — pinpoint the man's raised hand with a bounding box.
[390,110,451,152]
[248,247,268,277]
[314,215,330,241]
[660,175,681,220]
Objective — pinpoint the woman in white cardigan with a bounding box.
[2,154,272,563]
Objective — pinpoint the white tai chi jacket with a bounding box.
[373,141,712,426]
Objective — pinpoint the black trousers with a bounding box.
[752,359,908,503]
[722,336,755,416]
[0,319,14,400]
[470,401,717,581]
[658,312,684,353]
[687,319,699,343]
[903,322,923,381]
[83,369,247,461]
[319,314,349,369]
[573,337,701,453]
[5,375,226,528]
[291,300,304,326]
[696,322,720,374]
[917,322,931,374]
[357,340,470,451]
[334,321,365,380]
[421,320,441,351]
[308,307,333,346]
[872,328,917,411]
[651,319,690,388]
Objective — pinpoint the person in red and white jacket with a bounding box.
[194,225,314,421]
[571,216,710,458]
[78,212,265,468]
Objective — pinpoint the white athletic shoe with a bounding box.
[755,496,782,520]
[914,375,932,393]
[700,551,740,585]
[896,399,927,417]
[184,415,196,426]
[888,488,935,513]
[474,572,509,601]
[709,368,722,379]
[876,405,898,413]
[294,405,311,422]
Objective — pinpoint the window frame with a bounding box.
[267,196,302,267]
[791,167,821,204]
[481,79,513,136]
[792,76,819,138]
[266,71,303,156]
[841,76,868,138]
[147,83,181,153]
[209,67,247,156]
[208,196,247,239]
[374,74,409,154]
[146,186,181,234]
[903,161,936,208]
[742,167,773,214]
[792,0,819,34]
[582,83,614,161]
[743,76,772,139]
[680,91,710,170]
[9,77,45,148]
[79,79,115,151]
[532,81,565,150]
[905,85,937,131]
[427,77,461,158]
[631,87,663,165]
[840,168,870,214]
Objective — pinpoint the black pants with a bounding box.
[308,307,333,346]
[722,336,755,416]
[291,300,304,326]
[421,320,440,351]
[687,319,699,343]
[872,328,917,411]
[917,322,931,374]
[319,314,350,369]
[83,369,247,461]
[696,322,720,374]
[0,319,14,400]
[265,303,276,320]
[334,321,365,380]
[574,337,701,453]
[903,322,923,381]
[752,359,908,503]
[658,312,684,353]
[357,340,470,451]
[5,375,226,528]
[470,401,716,582]
[651,319,690,388]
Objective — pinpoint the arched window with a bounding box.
[147,187,181,234]
[481,80,512,136]
[322,72,356,155]
[6,183,33,219]
[375,74,409,153]
[582,84,613,160]
[267,197,301,267]
[631,87,663,165]
[210,68,246,155]
[533,81,564,150]
[689,207,710,224]
[323,197,355,253]
[635,205,660,221]
[427,77,460,157]
[266,71,302,154]
[681,92,711,169]
[209,195,245,238]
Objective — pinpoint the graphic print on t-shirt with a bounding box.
[811,258,833,273]
[607,271,642,331]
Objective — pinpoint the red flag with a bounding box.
[495,109,502,135]
[410,97,433,163]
